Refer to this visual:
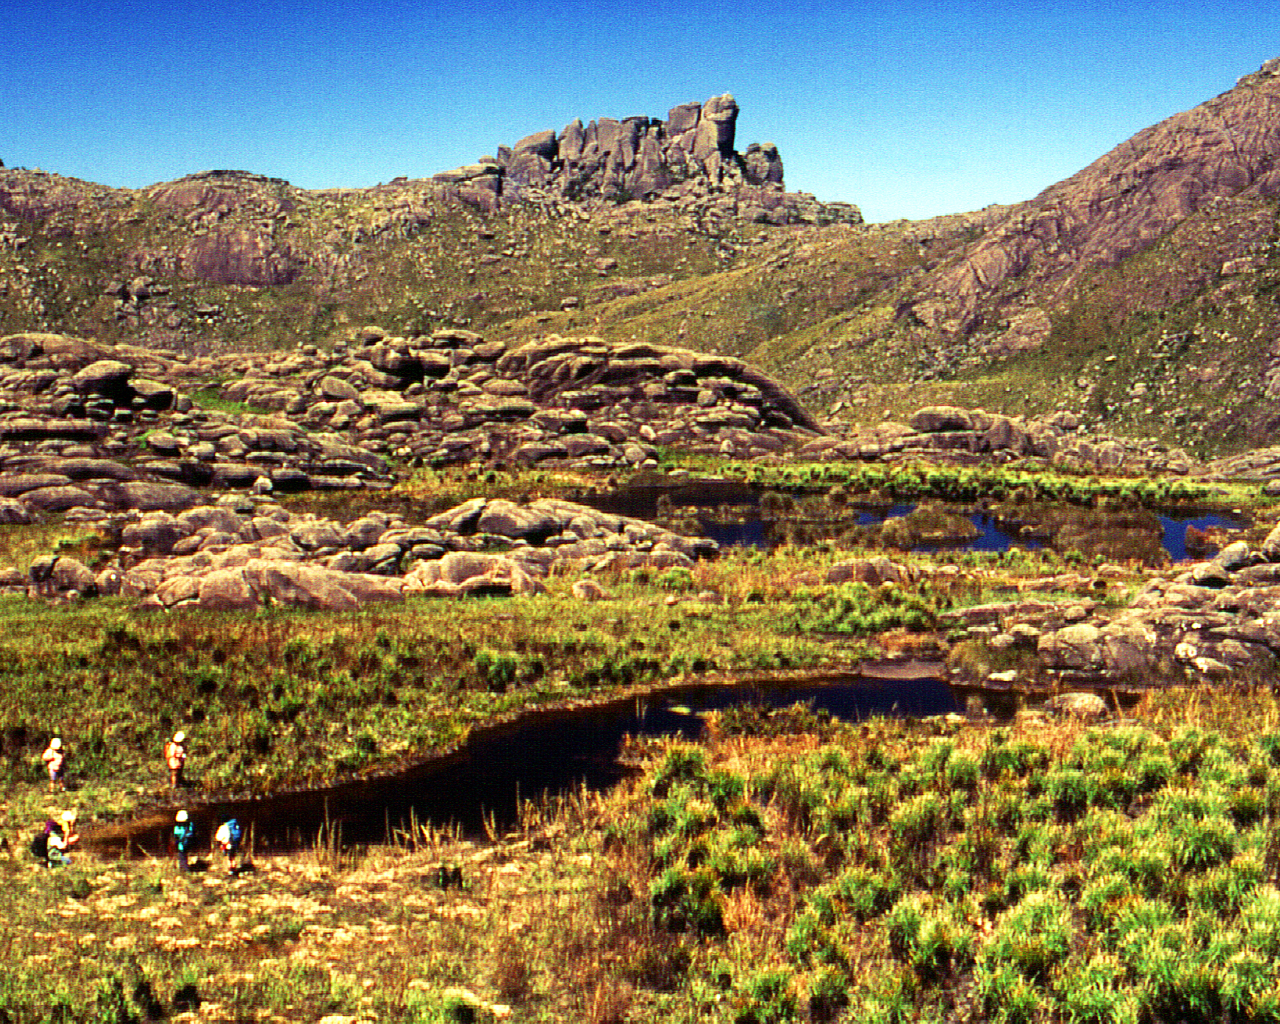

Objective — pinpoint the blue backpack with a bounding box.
[225,819,242,844]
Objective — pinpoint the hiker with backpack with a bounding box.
[173,810,194,872]
[41,736,66,792]
[164,731,187,788]
[214,818,242,871]
[32,810,78,868]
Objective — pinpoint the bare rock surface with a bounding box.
[903,60,1280,343]
[16,495,717,611]
[952,526,1280,689]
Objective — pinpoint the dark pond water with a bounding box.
[576,482,1246,560]
[1161,511,1250,562]
[99,669,956,855]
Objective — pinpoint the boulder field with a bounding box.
[26,495,717,612]
[0,329,1264,528]
[0,328,829,514]
[946,524,1280,690]
[6,326,1280,661]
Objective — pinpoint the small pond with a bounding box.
[576,482,1247,561]
[90,667,956,856]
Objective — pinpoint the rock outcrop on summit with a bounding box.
[431,94,860,226]
[496,94,782,198]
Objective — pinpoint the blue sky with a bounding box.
[2,0,1276,222]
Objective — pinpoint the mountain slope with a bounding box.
[749,58,1280,452]
[4,70,1280,453]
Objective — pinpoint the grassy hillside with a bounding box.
[7,689,1280,1022]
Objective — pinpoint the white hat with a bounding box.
[60,810,76,823]
[176,810,189,822]
[173,731,185,743]
[50,737,61,749]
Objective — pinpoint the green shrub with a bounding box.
[831,865,902,921]
[976,960,1046,1024]
[1254,732,1280,766]
[1045,767,1089,820]
[1229,785,1267,825]
[655,567,695,591]
[806,967,851,1023]
[920,739,955,775]
[651,746,707,796]
[1135,752,1175,792]
[885,894,973,983]
[1079,872,1139,931]
[1188,855,1264,914]
[1002,863,1057,904]
[734,971,798,1024]
[1108,897,1178,955]
[649,868,725,936]
[785,911,844,967]
[1239,886,1280,956]
[1167,726,1229,776]
[889,792,946,847]
[984,891,1072,981]
[1057,953,1136,1024]
[754,762,820,831]
[785,582,937,635]
[1168,814,1237,872]
[945,751,981,790]
[705,768,745,810]
[981,738,1048,780]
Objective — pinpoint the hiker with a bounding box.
[33,810,79,868]
[214,817,242,871]
[41,736,66,791]
[173,810,194,872]
[164,731,187,788]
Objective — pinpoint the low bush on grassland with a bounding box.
[582,690,1280,1023]
[8,689,1280,1021]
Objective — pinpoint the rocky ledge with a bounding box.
[949,525,1280,690]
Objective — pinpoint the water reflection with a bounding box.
[577,483,1246,561]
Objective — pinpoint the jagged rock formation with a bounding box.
[432,94,861,226]
[497,94,781,198]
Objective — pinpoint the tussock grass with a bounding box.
[8,689,1280,1020]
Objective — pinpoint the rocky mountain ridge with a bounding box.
[6,68,1280,451]
[905,57,1280,346]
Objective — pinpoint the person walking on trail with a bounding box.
[35,810,79,868]
[173,810,194,872]
[164,731,187,788]
[214,818,242,871]
[41,736,66,792]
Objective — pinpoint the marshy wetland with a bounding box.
[2,459,1279,1022]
